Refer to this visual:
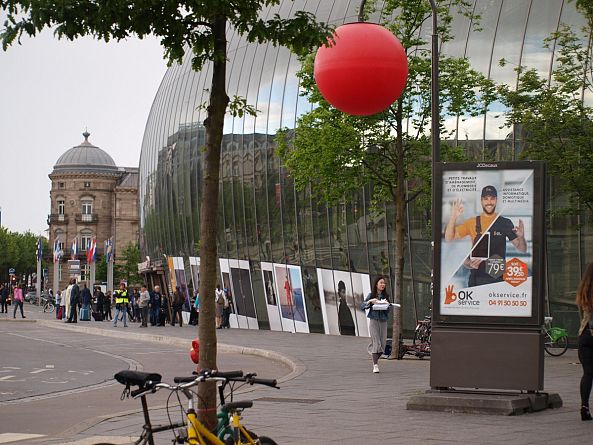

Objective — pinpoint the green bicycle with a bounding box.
[544,316,569,357]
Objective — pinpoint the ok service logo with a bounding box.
[444,284,457,304]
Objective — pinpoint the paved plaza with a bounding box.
[0,309,590,444]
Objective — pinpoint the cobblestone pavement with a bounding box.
[1,309,589,445]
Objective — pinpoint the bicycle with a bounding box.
[543,316,569,356]
[397,309,431,359]
[42,296,55,313]
[113,368,278,445]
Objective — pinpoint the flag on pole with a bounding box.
[105,238,113,264]
[53,239,60,263]
[71,237,78,259]
[36,238,42,262]
[87,238,97,264]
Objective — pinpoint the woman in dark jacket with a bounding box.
[576,263,593,421]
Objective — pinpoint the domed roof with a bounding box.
[53,132,118,174]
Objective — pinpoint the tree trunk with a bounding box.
[390,99,406,359]
[197,14,229,430]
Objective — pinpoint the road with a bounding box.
[0,321,289,442]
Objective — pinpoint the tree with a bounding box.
[499,0,593,217]
[277,0,496,357]
[114,242,141,285]
[1,0,332,424]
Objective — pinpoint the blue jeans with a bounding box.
[150,306,160,326]
[113,305,128,326]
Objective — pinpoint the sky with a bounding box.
[0,29,168,237]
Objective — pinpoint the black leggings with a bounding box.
[579,328,593,407]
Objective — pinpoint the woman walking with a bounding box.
[12,284,25,319]
[360,276,391,373]
[577,263,593,421]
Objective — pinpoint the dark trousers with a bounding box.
[171,305,183,327]
[1,298,7,313]
[579,328,593,406]
[150,306,161,326]
[222,307,231,328]
[68,305,78,323]
[13,301,24,318]
[141,306,149,326]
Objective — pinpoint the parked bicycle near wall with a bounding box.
[397,306,431,359]
[544,316,568,356]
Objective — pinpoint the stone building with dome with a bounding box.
[48,132,139,290]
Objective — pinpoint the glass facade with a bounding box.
[139,0,590,337]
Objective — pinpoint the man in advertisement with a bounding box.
[444,185,527,287]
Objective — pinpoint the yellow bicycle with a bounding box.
[113,369,278,445]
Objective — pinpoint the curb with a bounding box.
[34,319,305,383]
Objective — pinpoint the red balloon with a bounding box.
[314,23,408,116]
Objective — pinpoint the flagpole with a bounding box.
[36,238,42,306]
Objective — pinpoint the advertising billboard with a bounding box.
[434,161,545,325]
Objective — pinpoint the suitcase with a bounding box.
[80,307,91,321]
[57,306,63,320]
[92,311,104,321]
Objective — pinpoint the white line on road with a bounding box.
[0,433,45,444]
[30,369,51,374]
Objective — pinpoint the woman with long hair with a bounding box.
[576,263,593,421]
[360,276,390,373]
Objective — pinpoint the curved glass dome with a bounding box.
[139,0,587,334]
[53,131,118,174]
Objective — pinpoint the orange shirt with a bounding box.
[454,213,498,240]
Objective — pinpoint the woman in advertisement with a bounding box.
[576,263,593,421]
[360,276,390,374]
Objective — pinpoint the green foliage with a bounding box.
[114,242,142,285]
[278,1,495,212]
[499,2,593,216]
[0,227,45,283]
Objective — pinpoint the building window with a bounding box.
[81,199,93,221]
[57,200,65,216]
[81,230,92,251]
[81,264,89,281]
[84,181,91,188]
[58,182,65,189]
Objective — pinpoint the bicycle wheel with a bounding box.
[413,324,428,345]
[44,302,55,313]
[257,437,278,445]
[544,334,569,356]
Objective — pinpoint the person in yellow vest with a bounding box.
[112,282,129,328]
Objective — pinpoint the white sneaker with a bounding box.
[373,364,380,373]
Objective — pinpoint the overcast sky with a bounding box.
[0,30,168,237]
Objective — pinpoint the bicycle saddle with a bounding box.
[114,370,162,388]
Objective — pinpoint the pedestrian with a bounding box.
[95,287,105,320]
[221,287,232,329]
[104,291,112,320]
[215,284,225,328]
[138,284,150,327]
[150,285,162,326]
[160,292,171,326]
[79,283,92,321]
[113,282,129,327]
[12,284,25,319]
[67,279,80,323]
[55,290,62,319]
[360,276,391,374]
[576,263,593,421]
[171,286,184,327]
[0,284,8,313]
[63,280,73,321]
[133,288,141,322]
[189,290,199,326]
